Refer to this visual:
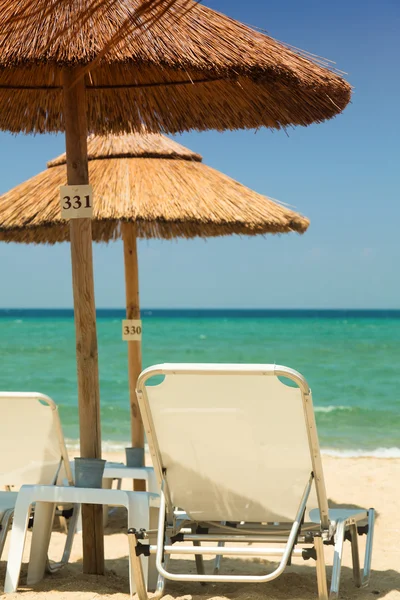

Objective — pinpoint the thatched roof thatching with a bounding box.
[0,133,309,243]
[6,0,185,31]
[0,0,351,134]
[6,0,190,51]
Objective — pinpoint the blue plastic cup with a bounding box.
[74,457,106,488]
[125,447,145,468]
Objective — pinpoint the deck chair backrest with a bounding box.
[0,392,72,488]
[138,364,329,527]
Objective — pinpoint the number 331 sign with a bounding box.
[60,185,93,219]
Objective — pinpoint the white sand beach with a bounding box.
[1,454,399,600]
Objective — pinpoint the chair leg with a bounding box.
[350,524,362,587]
[193,541,205,575]
[329,520,346,599]
[102,476,113,527]
[27,501,56,585]
[213,521,226,575]
[126,493,150,599]
[0,509,14,561]
[192,524,206,584]
[154,533,169,600]
[213,551,223,575]
[46,503,81,573]
[127,530,149,600]
[4,489,33,593]
[361,509,375,587]
[314,537,328,600]
[147,506,159,592]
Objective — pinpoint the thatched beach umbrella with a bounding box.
[0,0,352,135]
[0,131,309,444]
[0,133,310,242]
[0,0,350,574]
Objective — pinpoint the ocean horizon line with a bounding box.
[1,307,400,318]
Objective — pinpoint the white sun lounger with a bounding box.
[4,485,160,596]
[128,363,375,600]
[0,392,77,569]
[1,392,159,596]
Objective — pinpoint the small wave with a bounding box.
[199,334,207,340]
[101,440,130,452]
[102,441,151,452]
[14,319,23,323]
[64,438,400,459]
[65,439,149,452]
[65,439,80,451]
[322,447,400,459]
[315,405,353,414]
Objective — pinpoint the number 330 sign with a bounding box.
[60,185,93,219]
[122,320,142,341]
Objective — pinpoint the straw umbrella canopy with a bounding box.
[0,0,349,574]
[0,133,310,243]
[0,131,309,445]
[0,0,352,134]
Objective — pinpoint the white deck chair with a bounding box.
[0,392,78,570]
[128,364,375,600]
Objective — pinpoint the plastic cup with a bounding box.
[74,457,106,488]
[125,447,145,468]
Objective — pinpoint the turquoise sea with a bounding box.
[0,309,399,457]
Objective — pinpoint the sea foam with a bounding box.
[65,439,400,458]
[322,447,400,458]
[315,405,353,413]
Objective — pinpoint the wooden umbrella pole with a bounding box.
[122,222,146,491]
[63,69,105,575]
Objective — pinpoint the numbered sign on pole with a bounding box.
[60,185,93,219]
[122,319,142,341]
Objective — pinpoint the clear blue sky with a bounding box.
[1,0,399,309]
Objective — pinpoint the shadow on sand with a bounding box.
[0,554,398,599]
